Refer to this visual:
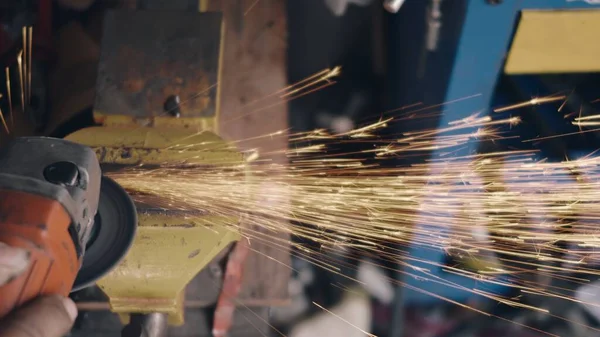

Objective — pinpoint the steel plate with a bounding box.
[95,10,223,118]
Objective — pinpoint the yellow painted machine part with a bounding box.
[94,114,219,133]
[102,214,239,325]
[67,2,230,325]
[66,127,243,325]
[505,10,600,74]
[67,126,242,166]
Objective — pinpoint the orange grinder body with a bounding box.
[0,137,101,318]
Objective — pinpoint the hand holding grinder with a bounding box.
[0,137,136,319]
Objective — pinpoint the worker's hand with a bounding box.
[0,242,78,337]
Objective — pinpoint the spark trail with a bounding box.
[109,105,600,319]
[106,84,600,334]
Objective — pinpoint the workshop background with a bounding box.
[2,0,600,336]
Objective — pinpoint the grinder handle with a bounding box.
[0,190,80,319]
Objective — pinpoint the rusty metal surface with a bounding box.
[95,10,222,119]
[212,239,250,337]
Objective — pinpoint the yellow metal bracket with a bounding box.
[65,1,234,325]
[67,126,243,325]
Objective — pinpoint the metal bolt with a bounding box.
[44,161,79,186]
[121,149,132,159]
[163,95,181,118]
[142,313,168,337]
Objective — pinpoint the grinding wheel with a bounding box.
[72,176,137,291]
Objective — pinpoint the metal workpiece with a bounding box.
[66,126,243,325]
[0,137,101,257]
[94,10,223,125]
[97,210,239,325]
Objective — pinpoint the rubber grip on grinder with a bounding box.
[0,189,80,318]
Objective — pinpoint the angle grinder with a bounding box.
[0,137,137,317]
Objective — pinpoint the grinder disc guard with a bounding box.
[72,176,137,291]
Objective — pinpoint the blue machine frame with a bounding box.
[400,0,600,304]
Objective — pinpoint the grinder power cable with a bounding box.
[0,137,137,318]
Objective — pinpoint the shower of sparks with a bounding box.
[223,66,341,125]
[108,88,600,334]
[110,114,599,306]
[494,95,567,113]
[22,27,27,105]
[573,114,600,127]
[27,26,33,105]
[16,51,25,113]
[5,67,13,126]
[0,97,9,134]
[167,66,343,148]
[282,66,341,99]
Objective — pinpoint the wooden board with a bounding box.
[207,0,290,305]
